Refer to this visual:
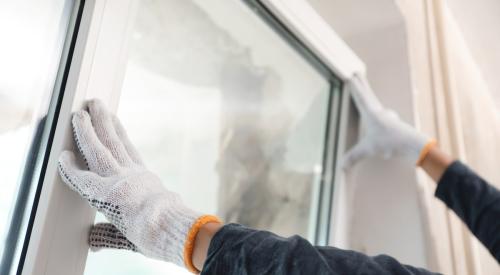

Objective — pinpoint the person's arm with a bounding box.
[199,224,439,275]
[345,74,500,264]
[192,146,500,273]
[421,148,500,262]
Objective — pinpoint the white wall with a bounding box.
[308,0,429,269]
[446,0,500,110]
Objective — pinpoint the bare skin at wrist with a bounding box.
[419,146,454,183]
[192,222,223,272]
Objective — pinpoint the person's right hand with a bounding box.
[343,74,436,168]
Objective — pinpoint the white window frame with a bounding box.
[17,0,364,274]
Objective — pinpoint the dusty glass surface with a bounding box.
[0,0,74,270]
[84,0,333,274]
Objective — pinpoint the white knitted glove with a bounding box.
[343,74,436,168]
[58,99,220,272]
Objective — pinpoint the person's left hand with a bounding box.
[58,99,220,273]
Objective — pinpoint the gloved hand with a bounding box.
[58,99,220,273]
[343,74,436,168]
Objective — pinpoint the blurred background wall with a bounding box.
[308,0,500,274]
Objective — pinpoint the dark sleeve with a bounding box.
[435,161,500,262]
[201,224,439,275]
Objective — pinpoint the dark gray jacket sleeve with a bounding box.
[201,224,439,275]
[201,161,500,275]
[435,161,500,262]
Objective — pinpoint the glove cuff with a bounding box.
[415,139,438,166]
[183,215,222,273]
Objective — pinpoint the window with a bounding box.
[0,0,76,274]
[0,0,362,273]
[84,0,341,274]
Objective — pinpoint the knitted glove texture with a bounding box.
[58,99,202,267]
[343,74,433,168]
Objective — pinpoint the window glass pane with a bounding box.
[85,0,338,274]
[0,0,75,273]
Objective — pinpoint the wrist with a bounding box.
[419,146,454,182]
[192,222,223,272]
[183,215,222,273]
[415,139,438,166]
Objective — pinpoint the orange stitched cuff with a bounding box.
[183,215,222,274]
[416,139,438,166]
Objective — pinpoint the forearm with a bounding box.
[433,161,500,262]
[200,224,439,275]
[418,145,500,262]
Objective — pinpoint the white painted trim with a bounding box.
[259,0,365,247]
[22,0,137,274]
[329,86,358,248]
[261,0,365,79]
[314,85,343,246]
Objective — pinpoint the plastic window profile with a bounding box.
[16,0,364,274]
[242,0,345,246]
[0,0,83,274]
[18,0,135,273]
